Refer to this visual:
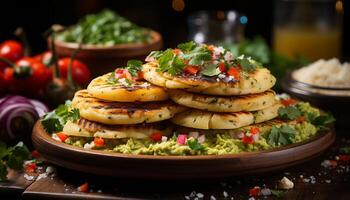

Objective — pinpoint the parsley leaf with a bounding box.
[147,50,163,60]
[126,59,142,76]
[237,56,260,72]
[311,113,335,130]
[268,125,296,146]
[278,106,301,120]
[182,46,211,66]
[177,41,197,52]
[187,138,204,151]
[158,49,185,75]
[270,189,286,198]
[340,147,350,154]
[41,101,80,134]
[200,63,220,76]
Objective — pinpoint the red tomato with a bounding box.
[227,67,240,80]
[249,187,261,197]
[281,98,297,106]
[207,45,215,52]
[77,182,89,193]
[94,137,105,147]
[339,155,350,162]
[0,40,24,70]
[31,150,40,158]
[250,127,260,134]
[184,66,199,75]
[25,162,37,173]
[114,68,132,80]
[58,58,90,85]
[57,132,68,142]
[242,135,254,144]
[134,71,144,81]
[218,62,226,72]
[34,51,53,67]
[173,48,181,55]
[150,132,163,142]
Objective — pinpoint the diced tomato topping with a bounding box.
[218,62,226,72]
[31,150,40,158]
[25,162,37,173]
[173,48,181,55]
[227,67,240,80]
[94,137,105,147]
[114,68,132,80]
[339,155,350,162]
[57,132,68,142]
[249,186,261,197]
[242,135,254,144]
[177,134,187,145]
[184,66,199,75]
[330,160,338,167]
[77,182,89,193]
[134,71,144,81]
[207,45,215,52]
[281,98,297,106]
[150,132,163,142]
[250,127,260,135]
[296,116,305,123]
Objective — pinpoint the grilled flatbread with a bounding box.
[142,62,276,95]
[87,73,168,102]
[169,89,276,112]
[171,103,282,129]
[63,118,174,139]
[72,90,186,125]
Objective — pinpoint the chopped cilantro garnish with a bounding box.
[126,59,142,76]
[158,49,186,75]
[200,63,221,76]
[0,141,30,181]
[270,189,286,198]
[278,106,301,120]
[311,113,335,130]
[107,72,118,84]
[182,46,212,66]
[267,125,296,146]
[237,56,261,72]
[187,138,204,151]
[41,101,80,134]
[177,41,197,52]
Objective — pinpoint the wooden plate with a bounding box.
[32,122,335,180]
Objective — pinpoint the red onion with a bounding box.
[0,95,48,143]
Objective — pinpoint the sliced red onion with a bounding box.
[177,134,187,145]
[29,99,49,117]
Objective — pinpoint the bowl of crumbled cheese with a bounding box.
[282,58,350,127]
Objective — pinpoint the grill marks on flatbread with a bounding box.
[169,89,277,112]
[87,73,168,102]
[142,62,276,95]
[72,90,186,125]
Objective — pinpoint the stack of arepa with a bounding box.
[62,63,185,148]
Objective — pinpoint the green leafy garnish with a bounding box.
[200,63,221,76]
[270,189,286,198]
[177,41,197,52]
[236,56,261,72]
[126,60,142,76]
[107,72,118,84]
[187,138,204,151]
[182,46,212,66]
[158,49,185,75]
[278,106,301,120]
[268,125,296,146]
[41,101,80,134]
[340,147,350,154]
[0,141,30,181]
[311,113,335,130]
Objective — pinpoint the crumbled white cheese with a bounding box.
[196,193,204,198]
[278,176,294,189]
[223,191,229,198]
[24,174,35,181]
[198,135,206,143]
[84,141,95,149]
[218,74,226,79]
[224,51,234,62]
[210,195,217,200]
[161,136,168,142]
[52,134,61,142]
[260,188,271,196]
[36,173,48,181]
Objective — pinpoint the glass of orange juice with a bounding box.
[273,0,343,60]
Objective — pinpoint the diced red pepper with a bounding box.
[249,186,261,197]
[227,67,240,80]
[218,62,226,72]
[94,137,105,147]
[250,127,260,135]
[77,182,89,193]
[281,98,297,106]
[57,132,68,142]
[339,155,350,162]
[173,48,181,55]
[114,68,132,80]
[242,135,254,144]
[25,162,37,173]
[150,132,163,142]
[184,66,199,75]
[31,150,40,158]
[177,134,187,145]
[296,116,305,123]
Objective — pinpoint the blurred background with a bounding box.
[0,0,348,59]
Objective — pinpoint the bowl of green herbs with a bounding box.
[51,9,162,76]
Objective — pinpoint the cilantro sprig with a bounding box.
[41,101,80,134]
[278,106,301,120]
[0,141,30,181]
[125,59,142,76]
[267,125,296,146]
[158,49,185,75]
[186,138,204,151]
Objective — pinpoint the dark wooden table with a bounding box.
[1,128,349,200]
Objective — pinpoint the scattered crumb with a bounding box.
[278,177,294,189]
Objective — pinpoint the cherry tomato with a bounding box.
[58,58,90,85]
[242,135,254,144]
[94,137,105,147]
[150,132,163,142]
[227,67,240,80]
[57,132,68,142]
[0,40,24,70]
[184,66,199,75]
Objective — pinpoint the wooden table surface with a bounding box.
[1,128,349,200]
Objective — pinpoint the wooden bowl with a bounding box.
[32,122,335,180]
[50,31,162,76]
